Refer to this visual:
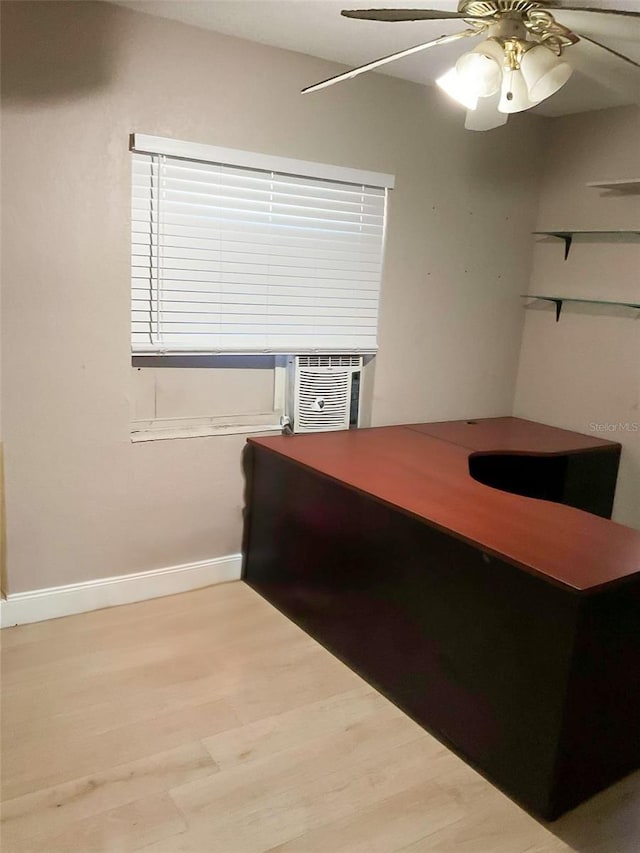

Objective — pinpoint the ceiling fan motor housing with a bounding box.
[460,1,578,55]
[459,0,550,16]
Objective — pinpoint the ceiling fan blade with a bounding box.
[549,4,640,18]
[341,9,486,22]
[576,33,640,68]
[301,29,479,94]
[464,93,508,131]
[340,3,640,21]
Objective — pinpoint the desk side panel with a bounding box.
[243,446,581,818]
[562,448,620,519]
[550,579,640,817]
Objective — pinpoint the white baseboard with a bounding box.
[0,554,242,628]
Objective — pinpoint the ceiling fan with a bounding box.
[301,2,640,130]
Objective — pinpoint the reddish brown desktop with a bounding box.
[242,417,640,820]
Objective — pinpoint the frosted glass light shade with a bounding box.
[520,44,572,103]
[456,40,504,98]
[498,68,531,113]
[465,91,508,131]
[436,68,479,110]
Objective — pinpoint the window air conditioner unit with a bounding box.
[285,355,363,434]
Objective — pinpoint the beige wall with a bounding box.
[514,105,640,530]
[1,1,544,593]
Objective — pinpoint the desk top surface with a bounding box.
[407,417,616,454]
[249,417,640,593]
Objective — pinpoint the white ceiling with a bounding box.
[115,1,640,116]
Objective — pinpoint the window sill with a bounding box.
[130,414,283,443]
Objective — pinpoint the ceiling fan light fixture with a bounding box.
[520,44,573,104]
[498,68,531,114]
[455,39,504,98]
[436,67,479,111]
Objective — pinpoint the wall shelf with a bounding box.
[586,179,640,195]
[521,295,640,322]
[533,230,640,260]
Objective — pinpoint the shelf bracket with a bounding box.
[551,299,563,322]
[561,234,572,260]
[545,233,574,259]
[523,296,564,320]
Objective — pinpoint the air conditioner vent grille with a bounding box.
[297,371,350,431]
[297,355,361,369]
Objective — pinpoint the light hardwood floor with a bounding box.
[1,582,638,852]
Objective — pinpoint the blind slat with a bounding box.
[132,220,383,251]
[131,269,381,286]
[131,241,381,265]
[131,254,381,275]
[132,290,379,307]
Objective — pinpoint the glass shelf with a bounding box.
[521,294,640,322]
[532,230,640,259]
[586,179,640,194]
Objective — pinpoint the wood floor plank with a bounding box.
[1,742,217,850]
[1,627,297,746]
[396,805,568,853]
[395,759,569,852]
[265,778,466,853]
[202,688,386,771]
[8,792,187,853]
[1,599,299,693]
[166,720,452,851]
[2,696,237,801]
[140,738,452,853]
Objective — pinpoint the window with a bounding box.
[131,134,393,355]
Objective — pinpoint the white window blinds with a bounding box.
[131,136,392,354]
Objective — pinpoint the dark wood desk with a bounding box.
[242,418,640,819]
